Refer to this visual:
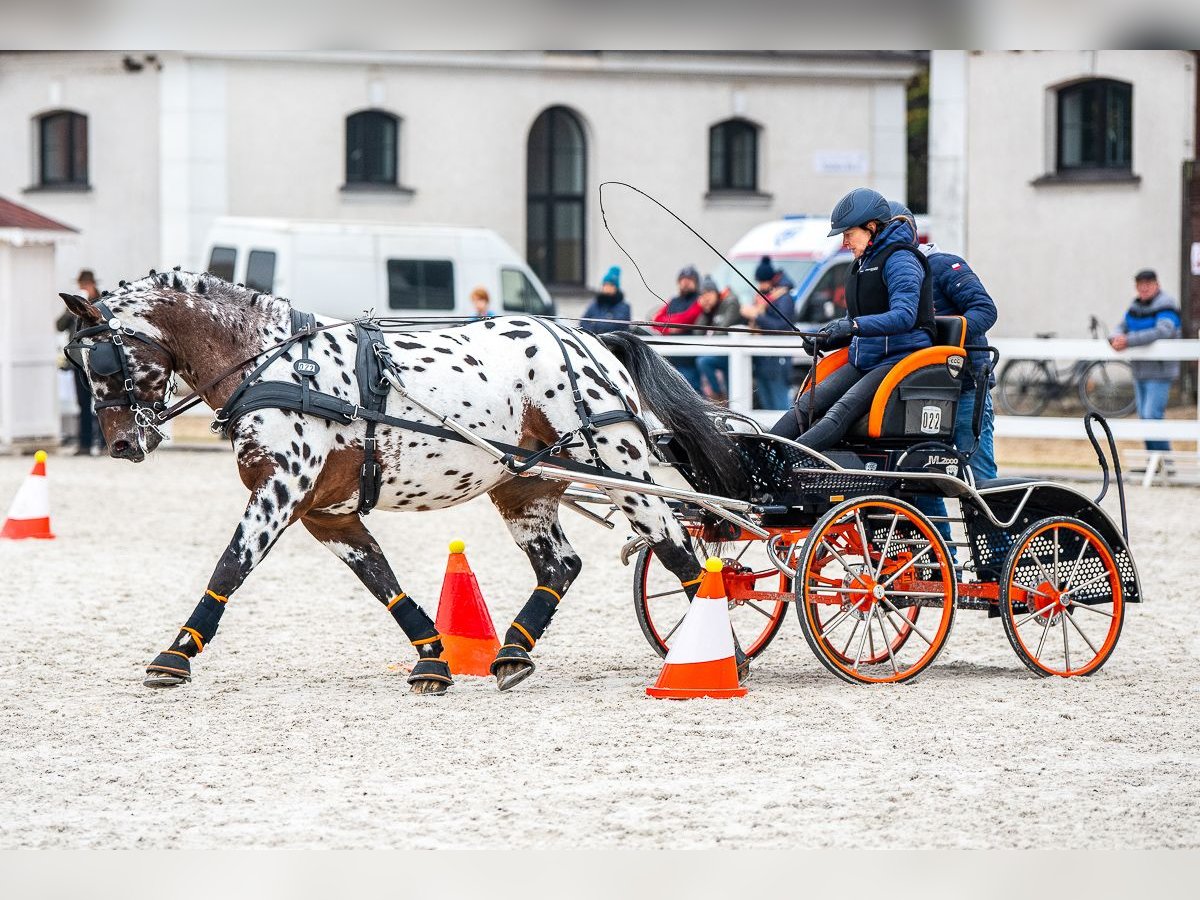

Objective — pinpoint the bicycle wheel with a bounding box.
[1079,359,1137,418]
[633,533,790,661]
[997,359,1052,416]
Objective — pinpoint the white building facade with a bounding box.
[930,50,1198,338]
[0,51,920,315]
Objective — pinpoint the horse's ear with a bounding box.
[59,292,102,324]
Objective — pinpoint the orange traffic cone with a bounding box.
[646,557,747,699]
[434,540,500,676]
[1,451,55,540]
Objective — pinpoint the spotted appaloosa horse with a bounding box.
[60,272,749,694]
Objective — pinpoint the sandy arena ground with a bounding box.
[0,449,1197,849]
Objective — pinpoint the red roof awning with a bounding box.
[0,196,77,232]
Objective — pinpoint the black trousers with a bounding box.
[73,370,100,451]
[769,362,895,451]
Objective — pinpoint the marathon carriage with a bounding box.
[576,316,1138,683]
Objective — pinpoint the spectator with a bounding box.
[740,256,795,410]
[651,264,705,392]
[889,201,1000,542]
[580,266,631,335]
[695,276,744,402]
[1109,269,1181,453]
[469,286,494,320]
[55,269,104,456]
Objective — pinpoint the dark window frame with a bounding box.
[37,110,89,187]
[345,109,400,186]
[526,106,587,288]
[1055,78,1133,173]
[207,246,238,282]
[708,118,759,192]
[245,249,277,293]
[385,258,456,311]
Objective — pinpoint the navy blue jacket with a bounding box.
[924,246,998,387]
[849,219,932,371]
[1113,291,1181,381]
[580,291,631,335]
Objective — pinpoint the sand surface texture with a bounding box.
[1,450,1196,848]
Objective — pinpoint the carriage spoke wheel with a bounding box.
[633,534,791,661]
[795,497,956,684]
[999,517,1124,677]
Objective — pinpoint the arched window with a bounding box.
[709,119,758,192]
[37,110,88,187]
[345,110,399,185]
[527,106,586,286]
[1056,79,1132,172]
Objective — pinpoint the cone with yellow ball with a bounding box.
[1,451,56,540]
[433,539,501,676]
[645,557,747,699]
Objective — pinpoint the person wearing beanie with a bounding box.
[580,266,632,335]
[740,255,796,410]
[651,265,706,392]
[55,268,105,456]
[694,275,745,402]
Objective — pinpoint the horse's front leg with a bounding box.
[300,510,451,694]
[488,482,581,691]
[144,473,303,687]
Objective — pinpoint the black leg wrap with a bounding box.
[489,643,533,676]
[388,595,438,643]
[407,658,453,686]
[508,593,559,648]
[146,650,191,680]
[183,595,227,646]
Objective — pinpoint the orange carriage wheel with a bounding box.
[795,496,956,684]
[632,530,794,661]
[999,517,1124,677]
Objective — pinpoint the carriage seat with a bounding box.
[803,316,970,444]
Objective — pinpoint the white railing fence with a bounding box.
[651,335,1200,452]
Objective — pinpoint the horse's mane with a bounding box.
[100,269,293,316]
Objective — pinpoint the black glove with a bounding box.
[816,317,856,349]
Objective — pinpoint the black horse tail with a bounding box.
[600,331,750,499]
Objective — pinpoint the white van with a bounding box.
[201,217,555,321]
[717,213,930,326]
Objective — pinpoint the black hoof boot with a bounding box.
[145,651,192,688]
[407,658,453,695]
[490,644,535,692]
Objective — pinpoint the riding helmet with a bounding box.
[827,187,892,236]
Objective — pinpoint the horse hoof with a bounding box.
[409,678,450,695]
[144,670,190,688]
[493,661,534,692]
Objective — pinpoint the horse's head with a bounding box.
[60,290,178,462]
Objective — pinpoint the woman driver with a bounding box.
[770,187,934,450]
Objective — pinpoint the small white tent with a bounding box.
[0,197,76,451]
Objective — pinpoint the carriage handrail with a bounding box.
[1084,413,1129,542]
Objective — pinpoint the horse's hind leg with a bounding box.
[300,511,451,694]
[489,480,582,692]
[145,473,303,688]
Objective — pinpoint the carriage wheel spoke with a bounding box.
[880,597,935,646]
[852,608,872,670]
[853,510,874,568]
[1031,552,1057,592]
[819,541,869,587]
[1034,609,1054,659]
[1070,602,1114,619]
[1061,570,1112,598]
[648,587,689,601]
[1065,540,1089,595]
[867,610,877,659]
[874,606,900,675]
[1012,582,1053,600]
[742,600,775,620]
[1053,528,1061,588]
[1015,604,1055,629]
[875,513,899,579]
[1062,608,1072,671]
[880,544,934,588]
[818,603,856,640]
[839,618,861,657]
[733,541,753,563]
[1065,611,1100,657]
[662,612,688,643]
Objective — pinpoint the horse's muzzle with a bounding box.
[110,438,145,462]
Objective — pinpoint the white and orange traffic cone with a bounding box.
[434,540,501,676]
[646,557,747,699]
[1,450,56,540]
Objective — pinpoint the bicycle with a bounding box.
[996,316,1137,417]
